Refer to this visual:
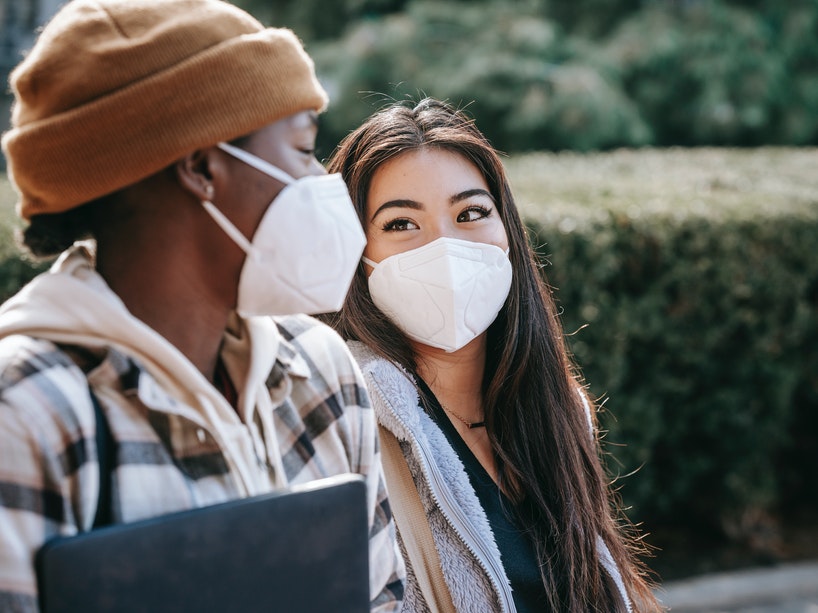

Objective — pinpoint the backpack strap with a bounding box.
[57,344,114,529]
[378,425,456,613]
[90,387,114,529]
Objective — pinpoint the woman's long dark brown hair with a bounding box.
[324,98,659,611]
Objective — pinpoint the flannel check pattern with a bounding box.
[0,314,404,612]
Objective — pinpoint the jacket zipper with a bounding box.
[375,383,517,613]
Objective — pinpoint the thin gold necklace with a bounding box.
[442,404,485,429]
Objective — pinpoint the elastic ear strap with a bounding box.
[361,256,377,267]
[201,200,254,254]
[216,142,296,185]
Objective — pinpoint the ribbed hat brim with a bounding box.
[2,28,328,219]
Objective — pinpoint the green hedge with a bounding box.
[509,147,818,541]
[0,177,46,303]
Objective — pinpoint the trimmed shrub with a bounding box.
[0,178,46,303]
[510,147,818,539]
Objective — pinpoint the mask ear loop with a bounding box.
[207,142,299,255]
[216,142,296,185]
[201,200,254,254]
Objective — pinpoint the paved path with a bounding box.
[656,560,818,612]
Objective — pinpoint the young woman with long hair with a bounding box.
[323,97,660,612]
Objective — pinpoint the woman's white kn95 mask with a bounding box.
[363,237,512,352]
[201,142,366,317]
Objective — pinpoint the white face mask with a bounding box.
[201,141,366,317]
[363,237,512,352]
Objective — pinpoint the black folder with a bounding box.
[36,473,370,613]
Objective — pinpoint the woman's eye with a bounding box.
[382,218,417,232]
[299,148,315,157]
[457,206,491,223]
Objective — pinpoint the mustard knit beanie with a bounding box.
[1,0,329,220]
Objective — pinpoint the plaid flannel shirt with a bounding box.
[0,314,404,612]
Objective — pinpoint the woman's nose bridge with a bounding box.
[426,214,459,241]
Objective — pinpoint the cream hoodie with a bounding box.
[0,243,287,495]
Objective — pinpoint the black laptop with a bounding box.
[35,473,370,613]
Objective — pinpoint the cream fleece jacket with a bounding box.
[349,340,632,612]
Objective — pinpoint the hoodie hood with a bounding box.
[0,243,295,495]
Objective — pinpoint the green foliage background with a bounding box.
[510,148,818,544]
[230,0,818,157]
[3,1,817,158]
[0,178,46,301]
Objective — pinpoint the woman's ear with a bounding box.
[176,147,220,202]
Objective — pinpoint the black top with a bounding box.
[417,378,550,613]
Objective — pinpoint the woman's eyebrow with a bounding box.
[369,189,494,222]
[449,188,494,205]
[370,199,422,223]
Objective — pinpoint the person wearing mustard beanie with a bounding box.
[0,1,405,610]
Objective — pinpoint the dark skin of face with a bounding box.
[93,110,323,382]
